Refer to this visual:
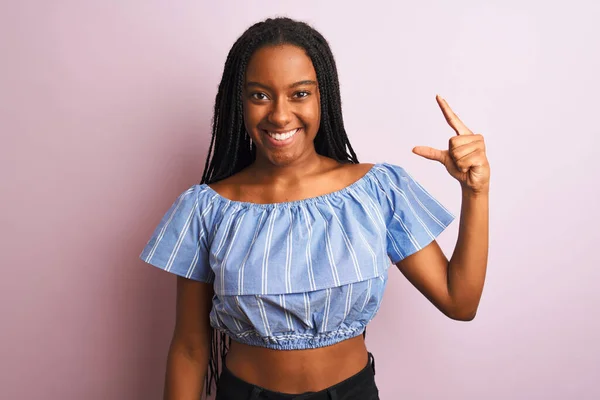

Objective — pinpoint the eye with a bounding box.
[294,91,310,99]
[251,92,269,101]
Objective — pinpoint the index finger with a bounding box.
[436,94,472,135]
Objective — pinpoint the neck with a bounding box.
[250,150,329,185]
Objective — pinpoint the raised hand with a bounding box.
[412,95,491,194]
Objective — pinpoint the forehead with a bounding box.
[245,44,317,85]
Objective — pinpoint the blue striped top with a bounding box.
[140,163,455,349]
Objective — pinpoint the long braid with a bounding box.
[200,17,362,396]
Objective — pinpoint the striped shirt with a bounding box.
[140,163,455,349]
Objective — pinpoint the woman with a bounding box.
[140,17,490,400]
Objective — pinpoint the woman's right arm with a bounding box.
[163,276,214,400]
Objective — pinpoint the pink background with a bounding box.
[2,1,599,399]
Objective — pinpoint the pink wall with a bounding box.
[2,1,599,399]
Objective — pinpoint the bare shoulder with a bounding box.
[207,168,254,197]
[333,162,376,183]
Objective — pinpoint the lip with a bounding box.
[262,128,301,147]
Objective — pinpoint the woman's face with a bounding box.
[243,44,321,167]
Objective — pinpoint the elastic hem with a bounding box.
[215,326,367,350]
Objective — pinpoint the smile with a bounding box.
[265,128,299,141]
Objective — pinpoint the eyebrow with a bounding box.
[245,80,318,89]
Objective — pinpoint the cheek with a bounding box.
[243,102,261,132]
[312,93,321,126]
[300,99,320,128]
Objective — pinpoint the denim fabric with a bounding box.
[140,163,455,350]
[215,353,379,400]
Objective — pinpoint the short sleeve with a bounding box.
[374,163,456,263]
[139,185,215,283]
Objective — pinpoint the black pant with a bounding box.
[215,352,379,400]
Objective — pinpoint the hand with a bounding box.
[412,95,491,194]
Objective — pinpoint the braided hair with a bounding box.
[201,17,361,396]
[200,17,359,185]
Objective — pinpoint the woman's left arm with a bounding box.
[395,95,490,321]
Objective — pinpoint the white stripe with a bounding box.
[210,309,222,328]
[392,213,422,251]
[300,206,317,291]
[286,210,293,293]
[230,311,243,331]
[185,197,217,279]
[314,208,341,287]
[220,210,246,294]
[349,186,385,240]
[365,189,386,228]
[280,295,293,332]
[303,292,312,328]
[164,194,199,272]
[234,296,248,324]
[262,207,278,295]
[344,283,353,319]
[185,244,200,279]
[214,205,240,256]
[325,200,363,281]
[361,279,372,312]
[387,230,405,260]
[256,296,272,337]
[356,228,378,276]
[321,288,332,332]
[378,167,436,239]
[239,211,266,295]
[405,181,449,228]
[403,168,455,217]
[146,187,195,262]
[210,201,231,242]
[361,181,390,260]
[378,181,422,252]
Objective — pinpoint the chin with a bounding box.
[264,151,301,167]
[252,131,315,167]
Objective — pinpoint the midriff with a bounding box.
[224,334,369,393]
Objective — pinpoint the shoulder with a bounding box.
[331,162,410,186]
[370,162,411,181]
[337,161,407,176]
[169,184,216,212]
[205,169,252,201]
[358,162,416,200]
[332,162,376,183]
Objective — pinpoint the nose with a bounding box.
[267,98,292,127]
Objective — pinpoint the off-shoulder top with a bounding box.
[139,163,455,350]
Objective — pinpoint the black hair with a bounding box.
[201,17,361,396]
[200,16,359,185]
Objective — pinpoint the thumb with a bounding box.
[412,146,445,163]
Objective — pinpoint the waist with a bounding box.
[224,335,369,393]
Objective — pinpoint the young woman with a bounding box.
[140,17,490,400]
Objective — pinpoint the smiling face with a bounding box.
[243,44,321,167]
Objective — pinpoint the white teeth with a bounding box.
[266,129,299,141]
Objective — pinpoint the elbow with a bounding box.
[445,304,478,322]
[451,311,477,321]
